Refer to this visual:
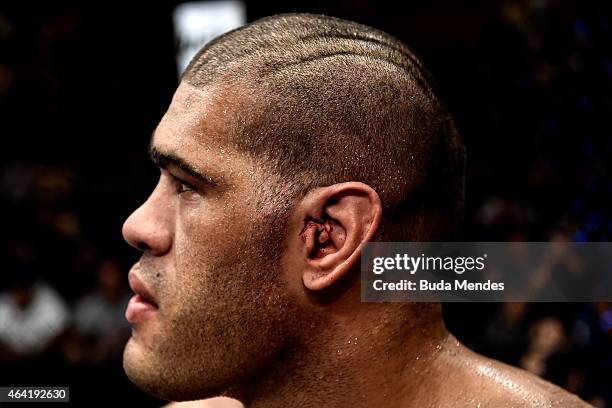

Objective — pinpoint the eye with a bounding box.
[160,169,199,196]
[176,180,196,194]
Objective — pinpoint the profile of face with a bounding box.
[122,82,290,400]
[121,81,383,401]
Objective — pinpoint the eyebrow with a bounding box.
[149,144,218,188]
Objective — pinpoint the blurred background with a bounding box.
[0,0,610,406]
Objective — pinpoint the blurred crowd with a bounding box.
[0,0,610,406]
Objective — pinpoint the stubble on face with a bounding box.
[123,82,304,401]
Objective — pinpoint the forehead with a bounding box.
[155,82,236,148]
[152,82,252,181]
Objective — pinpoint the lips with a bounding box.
[128,268,159,307]
[126,264,159,324]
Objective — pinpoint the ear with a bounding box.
[287,182,382,291]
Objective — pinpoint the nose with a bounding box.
[122,181,173,256]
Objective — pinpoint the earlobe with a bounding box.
[299,182,382,291]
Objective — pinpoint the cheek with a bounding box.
[169,196,257,302]
[175,195,253,265]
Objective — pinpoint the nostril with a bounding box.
[137,241,151,251]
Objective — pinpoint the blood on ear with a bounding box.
[299,216,344,258]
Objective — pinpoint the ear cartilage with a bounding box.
[317,223,332,243]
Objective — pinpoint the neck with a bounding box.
[231,304,455,408]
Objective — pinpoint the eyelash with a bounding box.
[157,167,197,195]
[176,179,196,194]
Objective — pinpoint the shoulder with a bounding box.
[163,397,243,408]
[466,352,592,407]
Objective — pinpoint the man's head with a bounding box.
[121,13,465,402]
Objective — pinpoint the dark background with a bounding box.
[0,0,610,406]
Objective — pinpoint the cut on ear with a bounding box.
[294,182,382,291]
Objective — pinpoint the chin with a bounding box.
[123,339,166,399]
[122,338,231,402]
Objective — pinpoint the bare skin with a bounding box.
[123,82,591,408]
[165,341,589,407]
[165,398,243,408]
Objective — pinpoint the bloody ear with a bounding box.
[300,215,347,260]
[297,183,382,291]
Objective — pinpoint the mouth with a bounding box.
[126,264,159,324]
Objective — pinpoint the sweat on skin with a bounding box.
[121,13,592,408]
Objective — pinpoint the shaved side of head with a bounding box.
[182,13,465,243]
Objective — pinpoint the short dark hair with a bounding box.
[182,13,465,241]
